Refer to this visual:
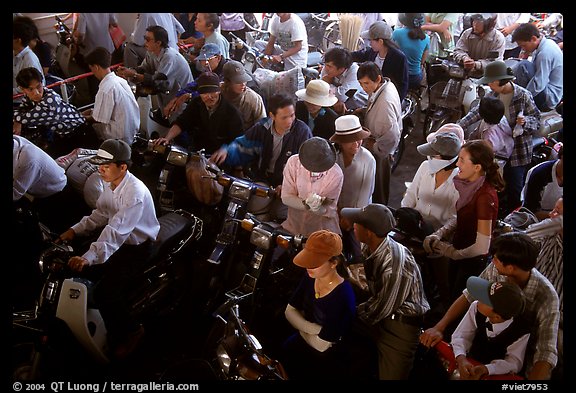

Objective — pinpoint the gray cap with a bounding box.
[223,60,252,84]
[341,204,396,238]
[298,137,337,173]
[89,139,131,165]
[361,21,393,41]
[417,132,462,158]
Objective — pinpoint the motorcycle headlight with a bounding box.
[244,51,257,64]
[476,85,486,99]
[166,145,189,166]
[229,181,252,201]
[448,65,465,79]
[250,226,273,249]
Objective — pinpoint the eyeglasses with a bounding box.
[143,35,154,42]
[199,55,218,62]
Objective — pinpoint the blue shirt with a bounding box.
[528,37,563,109]
[392,27,430,78]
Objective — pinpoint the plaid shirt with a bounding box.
[458,83,541,167]
[463,263,559,375]
[357,237,430,324]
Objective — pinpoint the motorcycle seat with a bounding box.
[145,211,194,263]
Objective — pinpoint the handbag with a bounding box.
[502,207,539,230]
[109,24,126,50]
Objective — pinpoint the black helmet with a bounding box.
[470,13,497,32]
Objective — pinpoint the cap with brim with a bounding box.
[417,132,462,158]
[196,71,221,94]
[89,139,131,165]
[298,137,337,173]
[295,79,338,107]
[426,123,465,144]
[330,114,371,144]
[467,276,526,320]
[360,21,393,41]
[293,230,342,269]
[341,204,395,238]
[196,43,221,61]
[477,60,516,85]
[223,60,252,84]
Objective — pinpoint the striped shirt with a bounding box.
[464,263,559,374]
[357,236,430,324]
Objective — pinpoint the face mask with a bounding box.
[427,156,458,175]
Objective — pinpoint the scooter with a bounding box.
[12,209,204,377]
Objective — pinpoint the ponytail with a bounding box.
[486,159,505,192]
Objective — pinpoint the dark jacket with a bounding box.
[224,118,313,186]
[352,46,409,100]
[173,95,244,153]
[295,101,339,140]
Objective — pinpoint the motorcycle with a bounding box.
[51,15,74,79]
[203,213,307,380]
[131,136,206,215]
[12,209,204,378]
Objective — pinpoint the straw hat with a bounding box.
[295,79,338,107]
[329,115,371,144]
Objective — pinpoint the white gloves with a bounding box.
[431,232,492,260]
[305,193,325,212]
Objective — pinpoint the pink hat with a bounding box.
[426,123,465,144]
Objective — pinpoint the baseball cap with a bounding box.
[89,139,131,165]
[426,123,465,144]
[340,203,396,238]
[361,21,393,41]
[293,230,343,269]
[467,276,526,320]
[196,43,222,61]
[223,60,252,84]
[417,132,462,158]
[196,71,221,94]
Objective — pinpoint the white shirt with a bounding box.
[401,160,459,230]
[72,171,160,265]
[92,72,140,145]
[451,301,530,376]
[336,146,376,209]
[270,13,308,70]
[13,135,66,201]
[496,13,531,50]
[13,46,44,96]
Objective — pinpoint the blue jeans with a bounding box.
[503,163,528,216]
[512,60,553,112]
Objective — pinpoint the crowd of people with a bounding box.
[13,12,563,380]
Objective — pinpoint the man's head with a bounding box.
[13,20,34,50]
[144,25,169,52]
[341,203,396,242]
[469,13,497,36]
[196,71,221,109]
[196,13,220,34]
[16,67,44,102]
[479,96,505,125]
[268,93,296,133]
[357,61,383,95]
[85,47,112,78]
[196,43,222,73]
[323,47,352,79]
[89,139,132,183]
[467,276,526,321]
[490,232,539,273]
[223,60,252,85]
[512,23,541,53]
